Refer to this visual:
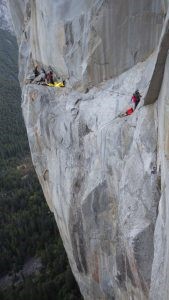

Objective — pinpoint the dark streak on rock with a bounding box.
[132,223,154,295]
[43,169,49,181]
[65,21,74,46]
[73,177,83,194]
[64,123,68,131]
[78,120,93,139]
[144,18,169,105]
[85,125,93,135]
[125,255,136,287]
[69,208,88,274]
[115,252,127,290]
[91,181,110,219]
[75,98,82,105]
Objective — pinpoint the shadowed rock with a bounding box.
[144,12,169,105]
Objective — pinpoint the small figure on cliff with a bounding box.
[118,89,142,117]
[46,70,54,84]
[33,65,40,77]
[32,68,46,84]
[131,89,142,109]
[25,64,41,83]
[26,65,66,87]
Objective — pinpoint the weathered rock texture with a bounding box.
[8,0,169,299]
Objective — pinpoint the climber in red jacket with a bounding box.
[131,89,142,109]
[118,89,142,117]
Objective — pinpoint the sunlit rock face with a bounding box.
[7,0,169,299]
[8,0,166,87]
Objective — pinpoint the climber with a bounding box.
[131,89,142,109]
[33,65,40,77]
[25,65,41,84]
[32,68,46,84]
[46,70,54,84]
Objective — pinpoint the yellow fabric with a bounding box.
[47,81,65,87]
[55,82,65,87]
[47,83,55,87]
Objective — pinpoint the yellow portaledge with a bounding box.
[47,82,65,87]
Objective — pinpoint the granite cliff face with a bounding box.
[8,0,169,299]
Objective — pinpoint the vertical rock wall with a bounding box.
[7,0,169,299]
[21,68,160,300]
[9,0,165,87]
[149,53,169,300]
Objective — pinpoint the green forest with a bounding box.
[0,29,82,300]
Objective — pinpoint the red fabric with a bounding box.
[132,95,137,103]
[126,108,134,115]
[46,73,50,80]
